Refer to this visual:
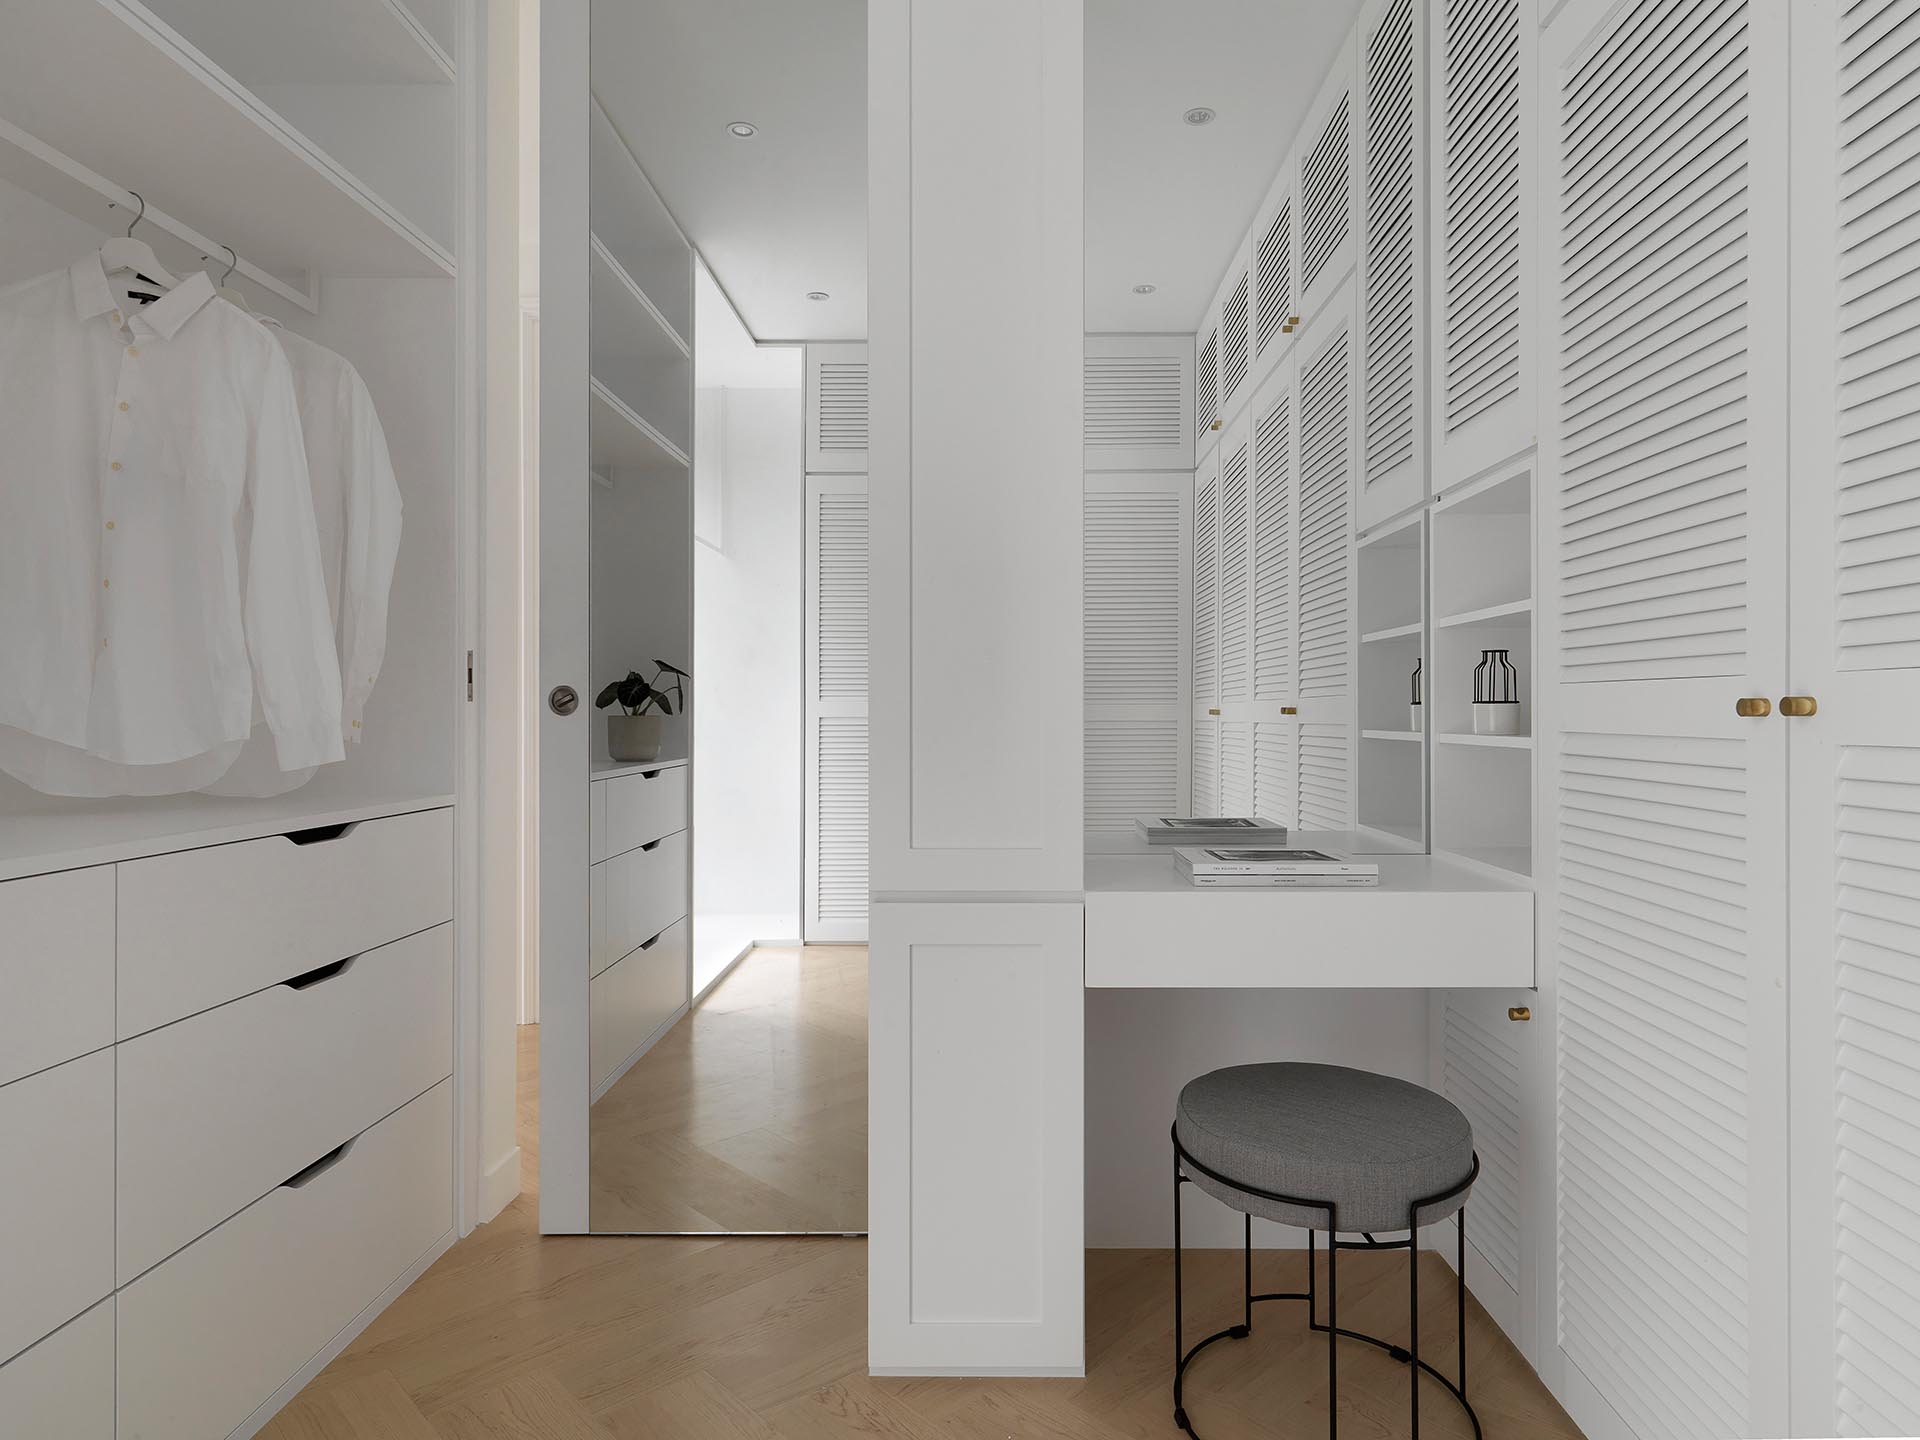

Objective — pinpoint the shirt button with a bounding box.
[110,461,122,472]
[110,311,122,326]
[105,521,115,530]
[351,719,362,729]
[102,579,110,589]
[118,401,130,412]
[100,638,109,649]
[126,345,139,357]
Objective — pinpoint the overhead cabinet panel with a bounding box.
[1298,37,1359,327]
[1253,169,1301,376]
[1215,237,1255,420]
[1083,336,1193,471]
[1196,325,1221,448]
[806,343,871,473]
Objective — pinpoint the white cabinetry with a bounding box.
[804,461,870,942]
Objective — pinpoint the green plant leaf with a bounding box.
[655,693,674,715]
[593,681,621,710]
[653,660,689,678]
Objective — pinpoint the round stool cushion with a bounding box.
[1175,1063,1474,1232]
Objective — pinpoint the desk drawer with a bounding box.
[0,1051,114,1365]
[590,828,687,977]
[117,807,453,1037]
[603,766,688,859]
[117,1080,451,1440]
[116,924,452,1284]
[0,1299,114,1440]
[0,867,114,1087]
[590,918,688,1094]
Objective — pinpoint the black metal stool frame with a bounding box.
[1171,1126,1483,1440]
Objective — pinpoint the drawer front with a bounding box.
[590,829,688,977]
[0,1299,114,1440]
[0,866,114,1086]
[590,917,689,1094]
[603,766,688,858]
[117,924,453,1284]
[117,1079,452,1440]
[0,1051,114,1364]
[118,807,453,1037]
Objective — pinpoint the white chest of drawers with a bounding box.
[0,802,457,1440]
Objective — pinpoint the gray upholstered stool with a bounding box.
[1170,1062,1480,1440]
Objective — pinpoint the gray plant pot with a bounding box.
[607,713,663,762]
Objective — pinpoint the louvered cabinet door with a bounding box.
[1251,360,1299,710]
[1298,34,1360,333]
[805,477,871,941]
[1357,0,1427,529]
[806,343,870,474]
[1084,336,1194,472]
[1430,0,1536,491]
[1537,2,1791,1436]
[1196,323,1221,452]
[1083,478,1189,840]
[1251,167,1300,383]
[1218,413,1254,706]
[1215,238,1255,422]
[1786,3,1920,1432]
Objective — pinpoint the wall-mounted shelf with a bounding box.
[1363,730,1423,743]
[1437,732,1532,749]
[591,233,690,359]
[142,0,454,85]
[1436,598,1533,630]
[1361,622,1423,644]
[0,0,454,296]
[590,378,690,474]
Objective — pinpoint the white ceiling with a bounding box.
[590,0,1362,341]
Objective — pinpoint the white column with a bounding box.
[866,0,1086,1376]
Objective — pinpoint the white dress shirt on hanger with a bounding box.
[0,255,344,796]
[204,323,404,798]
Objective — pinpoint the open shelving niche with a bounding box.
[1428,463,1534,879]
[1356,509,1427,853]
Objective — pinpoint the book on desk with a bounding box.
[1174,846,1381,888]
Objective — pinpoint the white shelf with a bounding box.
[1439,845,1533,881]
[1435,598,1533,629]
[591,756,689,782]
[1437,732,1533,750]
[590,379,690,473]
[1356,822,1427,853]
[0,0,452,295]
[590,233,690,360]
[1363,729,1424,743]
[141,0,454,85]
[1361,622,1423,643]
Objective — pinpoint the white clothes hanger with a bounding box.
[98,192,179,296]
[209,245,249,312]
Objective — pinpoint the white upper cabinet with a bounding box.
[1195,316,1222,453]
[1431,0,1536,489]
[1217,412,1254,704]
[1192,445,1222,711]
[1251,360,1297,707]
[1083,335,1194,472]
[1356,0,1427,528]
[1298,34,1360,329]
[805,342,871,473]
[1252,167,1302,382]
[1216,236,1255,422]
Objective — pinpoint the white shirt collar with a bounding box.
[67,252,216,340]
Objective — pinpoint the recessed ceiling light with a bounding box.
[1183,106,1217,126]
[806,291,830,301]
[726,121,758,138]
[1132,283,1158,295]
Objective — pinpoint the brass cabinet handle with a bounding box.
[1780,696,1818,717]
[1735,697,1772,718]
[1280,706,1298,716]
[1210,419,1222,431]
[1207,708,1221,716]
[1508,1006,1532,1022]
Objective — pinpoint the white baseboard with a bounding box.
[229,1226,456,1439]
[480,1145,522,1223]
[691,935,771,1008]
[590,1000,689,1104]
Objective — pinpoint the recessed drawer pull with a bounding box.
[284,821,357,846]
[638,929,666,951]
[282,1136,355,1189]
[640,837,663,852]
[284,956,356,990]
[640,768,664,780]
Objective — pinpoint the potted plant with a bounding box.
[595,661,688,762]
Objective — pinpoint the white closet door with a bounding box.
[1250,360,1301,825]
[1357,0,1426,528]
[805,343,870,474]
[1084,335,1194,472]
[1196,323,1221,450]
[1084,477,1189,838]
[1537,3,1791,1438]
[1252,168,1300,381]
[1298,38,1359,328]
[1192,447,1222,812]
[1219,414,1253,704]
[1430,0,1537,490]
[1788,2,1920,1432]
[1217,238,1254,421]
[805,477,870,942]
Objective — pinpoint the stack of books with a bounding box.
[1174,846,1380,888]
[1135,816,1289,846]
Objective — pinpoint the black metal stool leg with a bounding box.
[1458,1203,1468,1399]
[1241,1213,1253,1336]
[1327,1221,1338,1440]
[1409,1220,1421,1439]
[1173,1151,1187,1432]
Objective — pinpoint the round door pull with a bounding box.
[548,685,579,717]
[1780,695,1818,717]
[1735,697,1772,718]
[1508,1006,1532,1022]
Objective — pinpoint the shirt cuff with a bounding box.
[273,718,346,771]
[342,685,373,742]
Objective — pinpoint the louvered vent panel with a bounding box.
[1223,274,1251,401]
[1086,491,1183,704]
[1555,0,1752,684]
[1833,743,1920,1434]
[1193,722,1220,815]
[1220,721,1255,817]
[1254,393,1295,699]
[1441,996,1523,1293]
[1302,95,1352,294]
[1297,723,1351,829]
[1197,330,1220,440]
[1194,475,1220,702]
[1220,441,1252,700]
[817,361,870,454]
[1298,335,1352,698]
[1257,200,1294,356]
[1086,355,1185,454]
[1086,720,1181,837]
[817,492,869,700]
[1837,0,1920,673]
[1555,731,1752,1440]
[1364,0,1417,487]
[815,717,869,922]
[1443,0,1522,434]
[1254,722,1297,824]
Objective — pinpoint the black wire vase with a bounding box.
[1471,649,1521,737]
[1410,656,1423,733]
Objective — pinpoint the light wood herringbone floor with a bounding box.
[261,964,1584,1439]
